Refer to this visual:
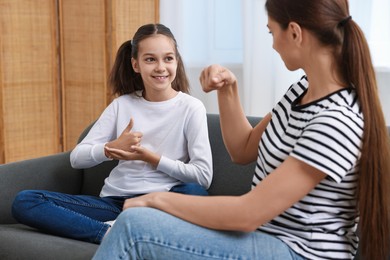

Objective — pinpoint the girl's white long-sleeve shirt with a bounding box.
[70,92,213,197]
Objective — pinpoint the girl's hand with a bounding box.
[199,64,237,93]
[104,145,161,167]
[105,118,143,153]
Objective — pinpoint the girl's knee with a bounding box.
[12,190,43,218]
[13,190,34,206]
[13,190,41,204]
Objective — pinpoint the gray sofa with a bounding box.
[1,113,388,260]
[0,114,259,260]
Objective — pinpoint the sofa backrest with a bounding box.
[79,113,261,196]
[78,124,118,196]
[206,114,259,195]
[78,117,390,197]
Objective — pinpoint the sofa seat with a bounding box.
[0,114,258,259]
[0,224,98,260]
[0,114,388,259]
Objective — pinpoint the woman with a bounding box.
[93,1,390,259]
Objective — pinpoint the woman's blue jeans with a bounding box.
[11,183,207,244]
[93,207,304,260]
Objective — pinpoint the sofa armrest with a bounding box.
[0,152,83,224]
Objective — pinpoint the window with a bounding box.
[350,0,390,71]
[160,0,242,66]
[160,0,390,123]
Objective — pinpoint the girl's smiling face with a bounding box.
[131,34,178,101]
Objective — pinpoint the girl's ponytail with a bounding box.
[108,40,143,96]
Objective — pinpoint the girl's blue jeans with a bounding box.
[11,183,207,244]
[93,207,304,260]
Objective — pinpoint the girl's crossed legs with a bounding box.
[11,183,207,244]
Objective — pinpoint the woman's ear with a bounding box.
[288,22,302,44]
[131,58,139,73]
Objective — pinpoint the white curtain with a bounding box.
[241,0,302,117]
[241,0,390,118]
[346,0,390,124]
[160,0,390,121]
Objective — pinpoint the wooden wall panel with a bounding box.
[0,0,60,163]
[0,0,159,163]
[111,0,159,55]
[59,0,108,150]
[61,0,159,151]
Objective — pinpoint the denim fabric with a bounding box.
[11,183,207,244]
[93,207,304,260]
[169,182,209,195]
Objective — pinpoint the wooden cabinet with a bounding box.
[0,0,159,163]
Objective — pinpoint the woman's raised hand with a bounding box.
[199,64,237,93]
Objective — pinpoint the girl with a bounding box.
[11,23,213,244]
[93,1,390,259]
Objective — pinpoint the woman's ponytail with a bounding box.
[343,19,390,260]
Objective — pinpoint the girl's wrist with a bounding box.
[104,143,111,159]
[146,153,161,167]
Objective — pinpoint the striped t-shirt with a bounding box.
[255,76,363,259]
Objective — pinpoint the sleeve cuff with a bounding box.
[91,143,111,162]
[156,155,176,176]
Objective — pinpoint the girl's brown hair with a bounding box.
[108,23,190,96]
[265,0,390,259]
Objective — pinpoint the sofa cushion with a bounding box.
[0,152,83,224]
[206,114,260,195]
[76,121,119,196]
[81,160,118,196]
[0,224,98,260]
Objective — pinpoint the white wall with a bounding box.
[161,0,390,124]
[377,69,390,124]
[187,64,244,115]
[188,66,390,124]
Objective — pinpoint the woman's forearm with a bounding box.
[217,84,254,163]
[123,156,327,233]
[217,85,271,164]
[127,192,259,232]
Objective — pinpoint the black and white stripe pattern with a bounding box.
[254,76,363,259]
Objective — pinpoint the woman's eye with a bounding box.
[145,57,155,62]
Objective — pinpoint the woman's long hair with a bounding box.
[266,0,390,259]
[108,23,190,96]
